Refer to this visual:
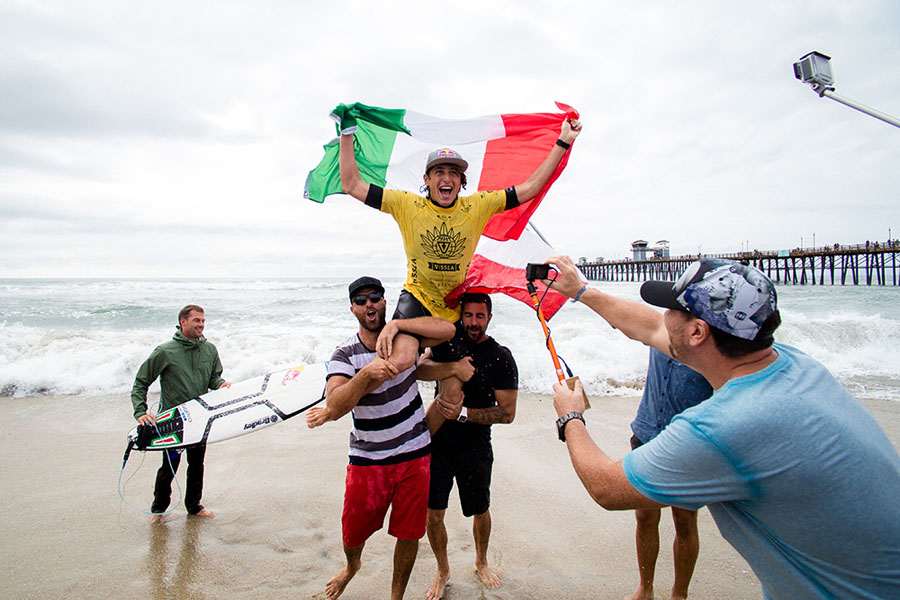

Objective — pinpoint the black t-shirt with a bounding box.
[432,325,518,450]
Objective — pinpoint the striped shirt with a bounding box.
[328,333,431,466]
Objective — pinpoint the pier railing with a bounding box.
[578,242,900,286]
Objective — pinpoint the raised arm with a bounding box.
[339,133,372,202]
[514,118,582,204]
[546,255,671,354]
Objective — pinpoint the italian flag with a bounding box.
[304,101,578,242]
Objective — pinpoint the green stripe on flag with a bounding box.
[341,102,409,135]
[304,137,341,203]
[304,104,409,203]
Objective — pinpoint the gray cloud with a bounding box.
[1,0,899,277]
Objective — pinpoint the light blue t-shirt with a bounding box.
[623,343,900,599]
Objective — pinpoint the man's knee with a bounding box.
[427,508,446,528]
[671,507,698,537]
[634,508,662,528]
[472,509,491,526]
[391,334,420,371]
[438,376,464,404]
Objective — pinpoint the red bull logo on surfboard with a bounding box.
[281,366,305,386]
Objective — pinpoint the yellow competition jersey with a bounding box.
[382,189,507,321]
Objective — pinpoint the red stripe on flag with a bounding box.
[479,111,572,241]
[445,254,568,320]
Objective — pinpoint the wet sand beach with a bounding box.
[2,390,898,599]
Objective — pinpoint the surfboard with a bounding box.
[125,362,328,453]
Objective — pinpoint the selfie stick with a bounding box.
[526,280,566,384]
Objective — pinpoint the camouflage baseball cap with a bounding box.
[640,258,778,340]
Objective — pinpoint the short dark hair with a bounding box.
[179,304,204,322]
[460,292,491,314]
[709,310,781,358]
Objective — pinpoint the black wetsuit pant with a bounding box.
[151,444,207,515]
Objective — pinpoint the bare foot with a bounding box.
[426,571,450,600]
[476,563,501,589]
[624,586,655,600]
[149,514,164,524]
[192,508,215,519]
[325,564,359,600]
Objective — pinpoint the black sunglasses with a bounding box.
[352,292,384,306]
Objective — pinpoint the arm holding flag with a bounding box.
[514,118,582,204]
[338,133,371,202]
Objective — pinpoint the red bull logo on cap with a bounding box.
[426,147,468,172]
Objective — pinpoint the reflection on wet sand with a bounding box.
[148,518,205,600]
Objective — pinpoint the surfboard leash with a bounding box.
[118,402,183,517]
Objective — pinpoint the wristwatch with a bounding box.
[556,411,584,442]
[457,406,468,423]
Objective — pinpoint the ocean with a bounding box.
[1,277,899,401]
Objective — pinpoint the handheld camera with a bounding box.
[525,263,551,281]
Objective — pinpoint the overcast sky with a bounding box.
[2,0,899,279]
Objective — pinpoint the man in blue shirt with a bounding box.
[545,256,900,599]
[628,348,712,600]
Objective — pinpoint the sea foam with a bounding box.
[1,278,898,401]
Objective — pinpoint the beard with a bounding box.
[357,307,386,332]
[465,325,484,343]
[668,333,689,363]
[668,343,680,361]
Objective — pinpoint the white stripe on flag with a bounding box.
[403,111,505,144]
[385,135,488,193]
[474,225,557,268]
[383,111,505,192]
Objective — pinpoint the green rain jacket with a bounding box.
[131,328,227,420]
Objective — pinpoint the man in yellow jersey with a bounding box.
[338,118,581,405]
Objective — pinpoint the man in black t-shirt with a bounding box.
[416,292,518,599]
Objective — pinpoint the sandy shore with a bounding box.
[1,390,898,599]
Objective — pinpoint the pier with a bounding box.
[578,242,900,286]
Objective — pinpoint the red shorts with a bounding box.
[341,454,430,548]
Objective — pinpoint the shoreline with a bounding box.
[1,391,898,598]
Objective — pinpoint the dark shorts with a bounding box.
[393,289,431,320]
[342,454,430,547]
[428,445,493,517]
[630,435,645,450]
[392,290,465,361]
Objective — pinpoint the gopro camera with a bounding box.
[793,51,834,89]
[525,263,551,281]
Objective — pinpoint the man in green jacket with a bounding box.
[131,304,231,524]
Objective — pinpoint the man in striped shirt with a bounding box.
[306,276,455,600]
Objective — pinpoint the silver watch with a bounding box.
[556,411,584,442]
